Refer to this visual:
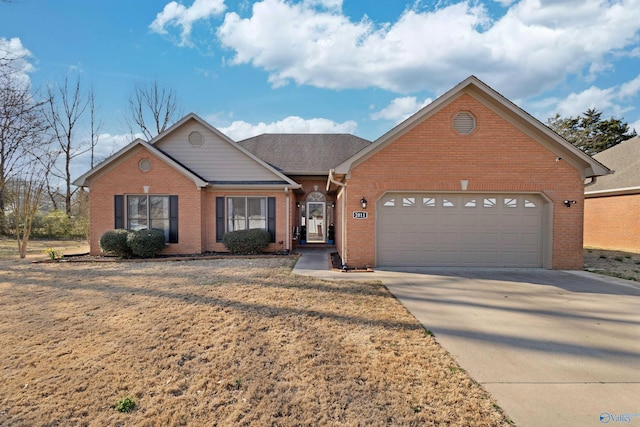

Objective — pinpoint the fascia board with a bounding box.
[585,186,640,197]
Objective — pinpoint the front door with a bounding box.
[306,202,326,243]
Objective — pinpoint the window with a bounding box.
[402,197,415,207]
[423,197,436,207]
[483,198,497,208]
[504,198,517,208]
[216,196,276,243]
[227,197,267,231]
[116,195,178,243]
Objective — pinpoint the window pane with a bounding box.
[150,196,169,219]
[228,197,246,232]
[484,198,496,208]
[504,198,517,208]
[150,219,169,241]
[247,197,266,230]
[127,196,147,230]
[423,197,436,207]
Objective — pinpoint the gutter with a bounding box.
[328,169,347,265]
[584,176,598,187]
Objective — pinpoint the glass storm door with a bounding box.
[306,202,326,243]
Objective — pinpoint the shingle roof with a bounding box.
[587,136,640,193]
[237,134,372,174]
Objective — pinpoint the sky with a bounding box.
[1,0,640,180]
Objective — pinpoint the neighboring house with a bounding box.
[74,76,610,269]
[584,136,640,252]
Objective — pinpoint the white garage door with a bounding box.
[377,193,543,267]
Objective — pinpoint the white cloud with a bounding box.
[150,0,226,46]
[0,37,35,87]
[215,0,640,98]
[548,74,640,123]
[216,115,357,140]
[371,96,432,123]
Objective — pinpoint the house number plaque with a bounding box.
[353,211,368,219]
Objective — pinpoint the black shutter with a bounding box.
[114,195,124,229]
[267,197,276,243]
[216,197,225,242]
[169,195,178,243]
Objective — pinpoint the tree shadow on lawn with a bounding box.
[6,261,421,333]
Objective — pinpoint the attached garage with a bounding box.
[377,193,547,267]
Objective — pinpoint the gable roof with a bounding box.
[150,113,300,189]
[73,138,208,188]
[333,76,611,181]
[237,133,372,175]
[74,113,301,190]
[585,136,640,196]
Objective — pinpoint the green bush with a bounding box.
[127,228,166,258]
[222,229,271,254]
[40,210,72,237]
[100,229,132,257]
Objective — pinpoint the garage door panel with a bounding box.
[377,193,543,267]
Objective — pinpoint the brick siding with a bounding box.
[584,194,640,252]
[342,94,585,269]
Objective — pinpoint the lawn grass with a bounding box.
[0,257,510,426]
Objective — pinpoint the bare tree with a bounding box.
[127,80,181,140]
[46,74,94,217]
[7,168,46,258]
[0,54,50,234]
[89,86,101,168]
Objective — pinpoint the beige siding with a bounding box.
[155,118,286,182]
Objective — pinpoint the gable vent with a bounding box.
[453,111,476,135]
[188,131,203,147]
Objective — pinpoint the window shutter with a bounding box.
[114,195,124,229]
[216,197,225,242]
[169,195,178,243]
[267,197,276,243]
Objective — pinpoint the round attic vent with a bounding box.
[138,158,152,172]
[453,111,476,135]
[188,131,203,147]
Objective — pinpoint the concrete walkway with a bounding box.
[293,248,640,427]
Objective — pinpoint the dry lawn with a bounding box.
[0,257,510,426]
[583,248,640,282]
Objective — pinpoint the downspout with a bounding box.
[328,169,346,264]
[584,176,598,187]
[284,187,290,253]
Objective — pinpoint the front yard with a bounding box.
[0,257,509,426]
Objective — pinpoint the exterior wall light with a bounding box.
[360,197,368,209]
[296,201,300,208]
[564,200,577,207]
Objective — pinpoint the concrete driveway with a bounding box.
[378,268,640,427]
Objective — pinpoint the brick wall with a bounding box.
[584,194,640,252]
[343,93,585,269]
[87,146,203,255]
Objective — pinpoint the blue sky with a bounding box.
[1,0,640,178]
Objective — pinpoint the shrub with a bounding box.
[100,229,132,257]
[222,229,271,254]
[127,228,166,258]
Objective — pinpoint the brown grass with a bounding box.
[0,257,510,426]
[584,248,640,282]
